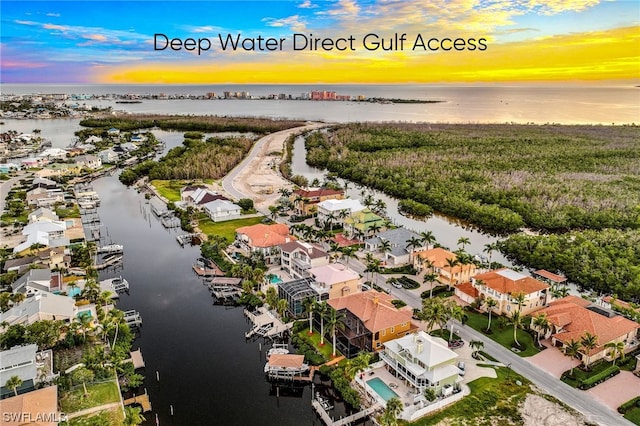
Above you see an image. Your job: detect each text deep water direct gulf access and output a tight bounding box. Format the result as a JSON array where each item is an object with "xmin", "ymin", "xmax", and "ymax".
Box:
[{"xmin": 154, "ymin": 33, "xmax": 488, "ymax": 55}]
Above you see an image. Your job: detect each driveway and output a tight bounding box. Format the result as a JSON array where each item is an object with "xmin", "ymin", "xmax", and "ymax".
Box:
[
  {"xmin": 587, "ymin": 371, "xmax": 640, "ymax": 411},
  {"xmin": 527, "ymin": 340, "xmax": 580, "ymax": 378}
]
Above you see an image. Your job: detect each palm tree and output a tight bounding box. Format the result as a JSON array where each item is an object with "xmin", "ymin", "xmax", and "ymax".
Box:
[
  {"xmin": 380, "ymin": 396, "xmax": 403, "ymax": 426},
  {"xmin": 484, "ymin": 297, "xmax": 497, "ymax": 331},
  {"xmin": 369, "ymin": 222, "xmax": 382, "ymax": 236},
  {"xmin": 419, "ymin": 231, "xmax": 436, "ymax": 248},
  {"xmin": 483, "ymin": 242, "xmax": 497, "ymax": 264},
  {"xmin": 363, "ymin": 194, "xmax": 374, "ymax": 208},
  {"xmin": 379, "ymin": 239, "xmax": 392, "ymax": 257},
  {"xmin": 124, "ymin": 406, "xmax": 146, "ymax": 426},
  {"xmin": 446, "ymin": 301, "xmax": 465, "ymax": 342},
  {"xmin": 302, "ymin": 296, "xmax": 315, "ymax": 334},
  {"xmin": 470, "ymin": 340, "xmax": 484, "ymax": 357},
  {"xmin": 5, "ymin": 375, "xmax": 22, "ymax": 396},
  {"xmin": 445, "ymin": 257, "xmax": 459, "ymax": 289},
  {"xmin": 406, "ymin": 236, "xmax": 423, "ymax": 262},
  {"xmin": 511, "ymin": 291, "xmax": 527, "ymax": 314},
  {"xmin": 373, "ymin": 199, "xmax": 386, "ymax": 215},
  {"xmin": 457, "ymin": 237, "xmax": 471, "ymax": 251},
  {"xmin": 276, "ymin": 299, "xmax": 288, "ymax": 320},
  {"xmin": 563, "ymin": 339, "xmax": 581, "ymax": 376},
  {"xmin": 532, "ymin": 313, "xmax": 551, "ymax": 347},
  {"xmin": 580, "ymin": 332, "xmax": 598, "ymax": 370},
  {"xmin": 340, "ymin": 246, "xmax": 358, "ymax": 266},
  {"xmin": 509, "ymin": 310, "xmax": 523, "ymax": 347},
  {"xmin": 551, "ymin": 285, "xmax": 570, "ymax": 299},
  {"xmin": 329, "ymin": 241, "xmax": 342, "ymax": 263},
  {"xmin": 315, "ymin": 301, "xmax": 329, "ymax": 345},
  {"xmin": 345, "ymin": 351, "xmax": 372, "ymax": 380},
  {"xmin": 604, "ymin": 341, "xmax": 625, "ymax": 366},
  {"xmin": 325, "ymin": 307, "xmax": 346, "ymax": 357},
  {"xmin": 419, "ymin": 297, "xmax": 448, "ymax": 332},
  {"xmin": 75, "ymin": 313, "xmax": 93, "ymax": 343},
  {"xmin": 423, "ymin": 272, "xmax": 439, "ymax": 298},
  {"xmin": 108, "ymin": 309, "xmax": 125, "ymax": 350},
  {"xmin": 278, "ymin": 187, "xmax": 292, "ymax": 198}
]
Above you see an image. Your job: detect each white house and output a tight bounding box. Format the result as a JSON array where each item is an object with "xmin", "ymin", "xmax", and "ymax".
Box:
[
  {"xmin": 97, "ymin": 148, "xmax": 119, "ymax": 164},
  {"xmin": 202, "ymin": 199, "xmax": 242, "ymax": 222},
  {"xmin": 316, "ymin": 198, "xmax": 366, "ymax": 226},
  {"xmin": 279, "ymin": 241, "xmax": 330, "ymax": 279},
  {"xmin": 13, "ymin": 221, "xmax": 69, "ymax": 253},
  {"xmin": 38, "ymin": 148, "xmax": 68, "ymax": 160},
  {"xmin": 380, "ymin": 331, "xmax": 460, "ymax": 395},
  {"xmin": 0, "ymin": 344, "xmax": 38, "ymax": 398},
  {"xmin": 74, "ymin": 154, "xmax": 102, "ymax": 170},
  {"xmin": 85, "ymin": 135, "xmax": 103, "ymax": 144}
]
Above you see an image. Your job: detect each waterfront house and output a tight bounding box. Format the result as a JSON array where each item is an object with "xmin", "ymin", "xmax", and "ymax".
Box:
[
  {"xmin": 85, "ymin": 135, "xmax": 103, "ymax": 144},
  {"xmin": 13, "ymin": 221, "xmax": 69, "ymax": 254},
  {"xmin": 414, "ymin": 248, "xmax": 477, "ymax": 286},
  {"xmin": 343, "ymin": 208, "xmax": 385, "ymax": 239},
  {"xmin": 291, "ymin": 187, "xmax": 345, "ymax": 216},
  {"xmin": 316, "ymin": 198, "xmax": 366, "ymax": 226},
  {"xmin": 328, "ymin": 290, "xmax": 419, "ymax": 357},
  {"xmin": 38, "ymin": 148, "xmax": 68, "ymax": 161},
  {"xmin": 235, "ymin": 223, "xmax": 295, "ymax": 265},
  {"xmin": 97, "ymin": 148, "xmax": 120, "ymax": 164},
  {"xmin": 307, "ymin": 263, "xmax": 362, "ymax": 300},
  {"xmin": 25, "ymin": 187, "xmax": 64, "ymax": 208},
  {"xmin": 203, "ymin": 199, "xmax": 242, "ymax": 222},
  {"xmin": 278, "ymin": 277, "xmax": 317, "ymax": 318},
  {"xmin": 119, "ymin": 142, "xmax": 138, "ymax": 153},
  {"xmin": 3, "ymin": 256, "xmax": 42, "ymax": 275},
  {"xmin": 380, "ymin": 331, "xmax": 460, "ymax": 395},
  {"xmin": 532, "ymin": 296, "xmax": 640, "ymax": 365},
  {"xmin": 181, "ymin": 187, "xmax": 228, "ymax": 208},
  {"xmin": 456, "ymin": 268, "xmax": 549, "ymax": 316},
  {"xmin": 74, "ymin": 154, "xmax": 102, "ymax": 170},
  {"xmin": 0, "ymin": 385, "xmax": 59, "ymax": 425},
  {"xmin": 0, "ymin": 344, "xmax": 38, "ymax": 398},
  {"xmin": 28, "ymin": 207, "xmax": 59, "ymax": 224},
  {"xmin": 11, "ymin": 269, "xmax": 62, "ymax": 295},
  {"xmin": 279, "ymin": 241, "xmax": 330, "ymax": 280},
  {"xmin": 0, "ymin": 293, "xmax": 76, "ymax": 328},
  {"xmin": 21, "ymin": 157, "xmax": 48, "ymax": 168},
  {"xmin": 107, "ymin": 127, "xmax": 120, "ymax": 136},
  {"xmin": 365, "ymin": 228, "xmax": 427, "ymax": 266},
  {"xmin": 0, "ymin": 162, "xmax": 21, "ymax": 173}
]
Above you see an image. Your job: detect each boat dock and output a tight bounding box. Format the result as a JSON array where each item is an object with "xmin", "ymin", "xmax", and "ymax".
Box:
[
  {"xmin": 176, "ymin": 233, "xmax": 197, "ymax": 246},
  {"xmin": 95, "ymin": 254, "xmax": 123, "ymax": 270},
  {"xmin": 97, "ymin": 244, "xmax": 124, "ymax": 254},
  {"xmin": 161, "ymin": 215, "xmax": 181, "ymax": 228},
  {"xmin": 244, "ymin": 307, "xmax": 294, "ymax": 339},
  {"xmin": 124, "ymin": 310, "xmax": 142, "ymax": 328},
  {"xmin": 312, "ymin": 400, "xmax": 380, "ymax": 426},
  {"xmin": 123, "ymin": 349, "xmax": 146, "ymax": 369},
  {"xmin": 124, "ymin": 392, "xmax": 152, "ymax": 412},
  {"xmin": 193, "ymin": 258, "xmax": 224, "ymax": 277},
  {"xmin": 210, "ymin": 285, "xmax": 242, "ymax": 300},
  {"xmin": 100, "ymin": 276, "xmax": 129, "ymax": 294}
]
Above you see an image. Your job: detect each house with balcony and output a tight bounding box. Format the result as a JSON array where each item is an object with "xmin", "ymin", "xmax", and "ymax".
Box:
[
  {"xmin": 279, "ymin": 241, "xmax": 329, "ymax": 279},
  {"xmin": 25, "ymin": 187, "xmax": 64, "ymax": 208},
  {"xmin": 0, "ymin": 292, "xmax": 96, "ymax": 329},
  {"xmin": 456, "ymin": 268, "xmax": 549, "ymax": 316},
  {"xmin": 532, "ymin": 296, "xmax": 640, "ymax": 365},
  {"xmin": 316, "ymin": 198, "xmax": 366, "ymax": 226},
  {"xmin": 380, "ymin": 331, "xmax": 460, "ymax": 396},
  {"xmin": 307, "ymin": 263, "xmax": 361, "ymax": 300},
  {"xmin": 343, "ymin": 208, "xmax": 385, "ymax": 239},
  {"xmin": 291, "ymin": 187, "xmax": 344, "ymax": 216},
  {"xmin": 414, "ymin": 247, "xmax": 477, "ymax": 287},
  {"xmin": 235, "ymin": 223, "xmax": 295, "ymax": 265},
  {"xmin": 0, "ymin": 344, "xmax": 39, "ymax": 398},
  {"xmin": 328, "ymin": 290, "xmax": 419, "ymax": 357},
  {"xmin": 13, "ymin": 221, "xmax": 69, "ymax": 254},
  {"xmin": 364, "ymin": 228, "xmax": 427, "ymax": 266},
  {"xmin": 74, "ymin": 154, "xmax": 102, "ymax": 170}
]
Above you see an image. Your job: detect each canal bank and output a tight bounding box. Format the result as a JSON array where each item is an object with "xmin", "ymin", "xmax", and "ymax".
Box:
[{"xmin": 92, "ymin": 174, "xmax": 363, "ymax": 425}]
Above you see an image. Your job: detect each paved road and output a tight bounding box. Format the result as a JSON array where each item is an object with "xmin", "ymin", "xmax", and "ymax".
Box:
[
  {"xmin": 0, "ymin": 172, "xmax": 29, "ymax": 213},
  {"xmin": 382, "ymin": 283, "xmax": 632, "ymax": 426}
]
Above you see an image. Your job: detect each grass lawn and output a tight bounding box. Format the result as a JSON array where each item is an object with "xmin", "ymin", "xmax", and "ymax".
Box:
[
  {"xmin": 199, "ymin": 216, "xmax": 264, "ymax": 242},
  {"xmin": 624, "ymin": 407, "xmax": 640, "ymax": 425},
  {"xmin": 560, "ymin": 361, "xmax": 616, "ymax": 388},
  {"xmin": 463, "ymin": 310, "xmax": 539, "ymax": 357},
  {"xmin": 64, "ymin": 407, "xmax": 124, "ymax": 426},
  {"xmin": 298, "ymin": 327, "xmax": 336, "ymax": 360},
  {"xmin": 59, "ymin": 380, "xmax": 121, "ymax": 413},
  {"xmin": 410, "ymin": 366, "xmax": 531, "ymax": 425},
  {"xmin": 149, "ymin": 179, "xmax": 190, "ymax": 202},
  {"xmin": 56, "ymin": 205, "xmax": 81, "ymax": 218}
]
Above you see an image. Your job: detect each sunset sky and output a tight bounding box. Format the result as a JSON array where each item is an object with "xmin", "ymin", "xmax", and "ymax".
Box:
[{"xmin": 1, "ymin": 0, "xmax": 639, "ymax": 83}]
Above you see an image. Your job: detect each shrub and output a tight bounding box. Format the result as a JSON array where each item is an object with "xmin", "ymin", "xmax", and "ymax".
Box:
[
  {"xmin": 579, "ymin": 365, "xmax": 620, "ymax": 389},
  {"xmin": 618, "ymin": 397, "xmax": 640, "ymax": 414}
]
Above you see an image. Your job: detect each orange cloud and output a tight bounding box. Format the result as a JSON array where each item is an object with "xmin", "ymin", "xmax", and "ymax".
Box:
[{"xmin": 97, "ymin": 25, "xmax": 640, "ymax": 84}]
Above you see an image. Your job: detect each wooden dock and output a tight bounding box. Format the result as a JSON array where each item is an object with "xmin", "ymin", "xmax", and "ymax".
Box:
[
  {"xmin": 124, "ymin": 393, "xmax": 152, "ymax": 412},
  {"xmin": 312, "ymin": 400, "xmax": 380, "ymax": 426},
  {"xmin": 123, "ymin": 349, "xmax": 145, "ymax": 369},
  {"xmin": 124, "ymin": 310, "xmax": 142, "ymax": 328}
]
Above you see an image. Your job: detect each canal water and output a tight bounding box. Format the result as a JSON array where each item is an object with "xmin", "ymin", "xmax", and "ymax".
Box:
[{"xmin": 93, "ymin": 175, "xmax": 363, "ymax": 425}]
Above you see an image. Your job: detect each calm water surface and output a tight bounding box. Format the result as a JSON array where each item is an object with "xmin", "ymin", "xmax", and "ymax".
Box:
[{"xmin": 93, "ymin": 175, "xmax": 348, "ymax": 426}]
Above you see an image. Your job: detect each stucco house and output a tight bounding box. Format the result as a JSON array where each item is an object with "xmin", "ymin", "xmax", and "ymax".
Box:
[
  {"xmin": 203, "ymin": 199, "xmax": 242, "ymax": 222},
  {"xmin": 365, "ymin": 228, "xmax": 427, "ymax": 266},
  {"xmin": 279, "ymin": 241, "xmax": 330, "ymax": 279}
]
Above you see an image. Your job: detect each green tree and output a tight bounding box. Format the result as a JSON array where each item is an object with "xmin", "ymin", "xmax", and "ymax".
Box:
[
  {"xmin": 5, "ymin": 375, "xmax": 22, "ymax": 396},
  {"xmin": 71, "ymin": 367, "xmax": 94, "ymax": 396},
  {"xmin": 344, "ymin": 352, "xmax": 372, "ymax": 381},
  {"xmin": 470, "ymin": 340, "xmax": 484, "ymax": 357},
  {"xmin": 484, "ymin": 296, "xmax": 498, "ymax": 331},
  {"xmin": 420, "ymin": 231, "xmax": 436, "ymax": 247},
  {"xmin": 302, "ymin": 296, "xmax": 315, "ymax": 334},
  {"xmin": 509, "ymin": 310, "xmax": 523, "ymax": 347},
  {"xmin": 604, "ymin": 341, "xmax": 625, "ymax": 366},
  {"xmin": 380, "ymin": 396, "xmax": 403, "ymax": 426},
  {"xmin": 580, "ymin": 331, "xmax": 598, "ymax": 370},
  {"xmin": 563, "ymin": 339, "xmax": 581, "ymax": 376},
  {"xmin": 419, "ymin": 297, "xmax": 448, "ymax": 332},
  {"xmin": 457, "ymin": 237, "xmax": 471, "ymax": 251},
  {"xmin": 325, "ymin": 307, "xmax": 346, "ymax": 357},
  {"xmin": 276, "ymin": 298, "xmax": 288, "ymax": 319},
  {"xmin": 265, "ymin": 286, "xmax": 278, "ymax": 309},
  {"xmin": 532, "ymin": 313, "xmax": 551, "ymax": 347},
  {"xmin": 446, "ymin": 301, "xmax": 465, "ymax": 342},
  {"xmin": 423, "ymin": 272, "xmax": 439, "ymax": 299},
  {"xmin": 445, "ymin": 257, "xmax": 459, "ymax": 289},
  {"xmin": 340, "ymin": 246, "xmax": 358, "ymax": 266},
  {"xmin": 25, "ymin": 320, "xmax": 63, "ymax": 350},
  {"xmin": 315, "ymin": 301, "xmax": 329, "ymax": 345},
  {"xmin": 124, "ymin": 406, "xmax": 146, "ymax": 426}
]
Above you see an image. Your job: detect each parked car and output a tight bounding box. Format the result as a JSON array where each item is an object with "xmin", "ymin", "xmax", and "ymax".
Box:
[{"xmin": 458, "ymin": 361, "xmax": 466, "ymax": 376}]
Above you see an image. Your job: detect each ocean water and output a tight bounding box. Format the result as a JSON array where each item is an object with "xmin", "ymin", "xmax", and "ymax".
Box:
[{"xmin": 2, "ymin": 83, "xmax": 639, "ymax": 124}]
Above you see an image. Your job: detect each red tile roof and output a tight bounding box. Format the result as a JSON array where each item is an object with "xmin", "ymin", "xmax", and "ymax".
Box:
[
  {"xmin": 474, "ymin": 268, "xmax": 548, "ymax": 296},
  {"xmin": 456, "ymin": 282, "xmax": 479, "ymax": 298},
  {"xmin": 293, "ymin": 188, "xmax": 344, "ymax": 198},
  {"xmin": 236, "ymin": 223, "xmax": 294, "ymax": 248},
  {"xmin": 534, "ymin": 269, "xmax": 567, "ymax": 283},
  {"xmin": 328, "ymin": 290, "xmax": 413, "ymax": 333},
  {"xmin": 535, "ymin": 296, "xmax": 640, "ymax": 355}
]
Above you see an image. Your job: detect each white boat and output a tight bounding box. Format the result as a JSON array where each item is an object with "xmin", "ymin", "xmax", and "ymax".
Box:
[
  {"xmin": 266, "ymin": 343, "xmax": 289, "ymax": 360},
  {"xmin": 98, "ymin": 244, "xmax": 124, "ymax": 254}
]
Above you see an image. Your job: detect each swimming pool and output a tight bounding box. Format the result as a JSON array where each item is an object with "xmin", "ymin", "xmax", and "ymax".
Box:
[
  {"xmin": 270, "ymin": 275, "xmax": 283, "ymax": 284},
  {"xmin": 67, "ymin": 287, "xmax": 81, "ymax": 297},
  {"xmin": 367, "ymin": 377, "xmax": 399, "ymax": 402}
]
